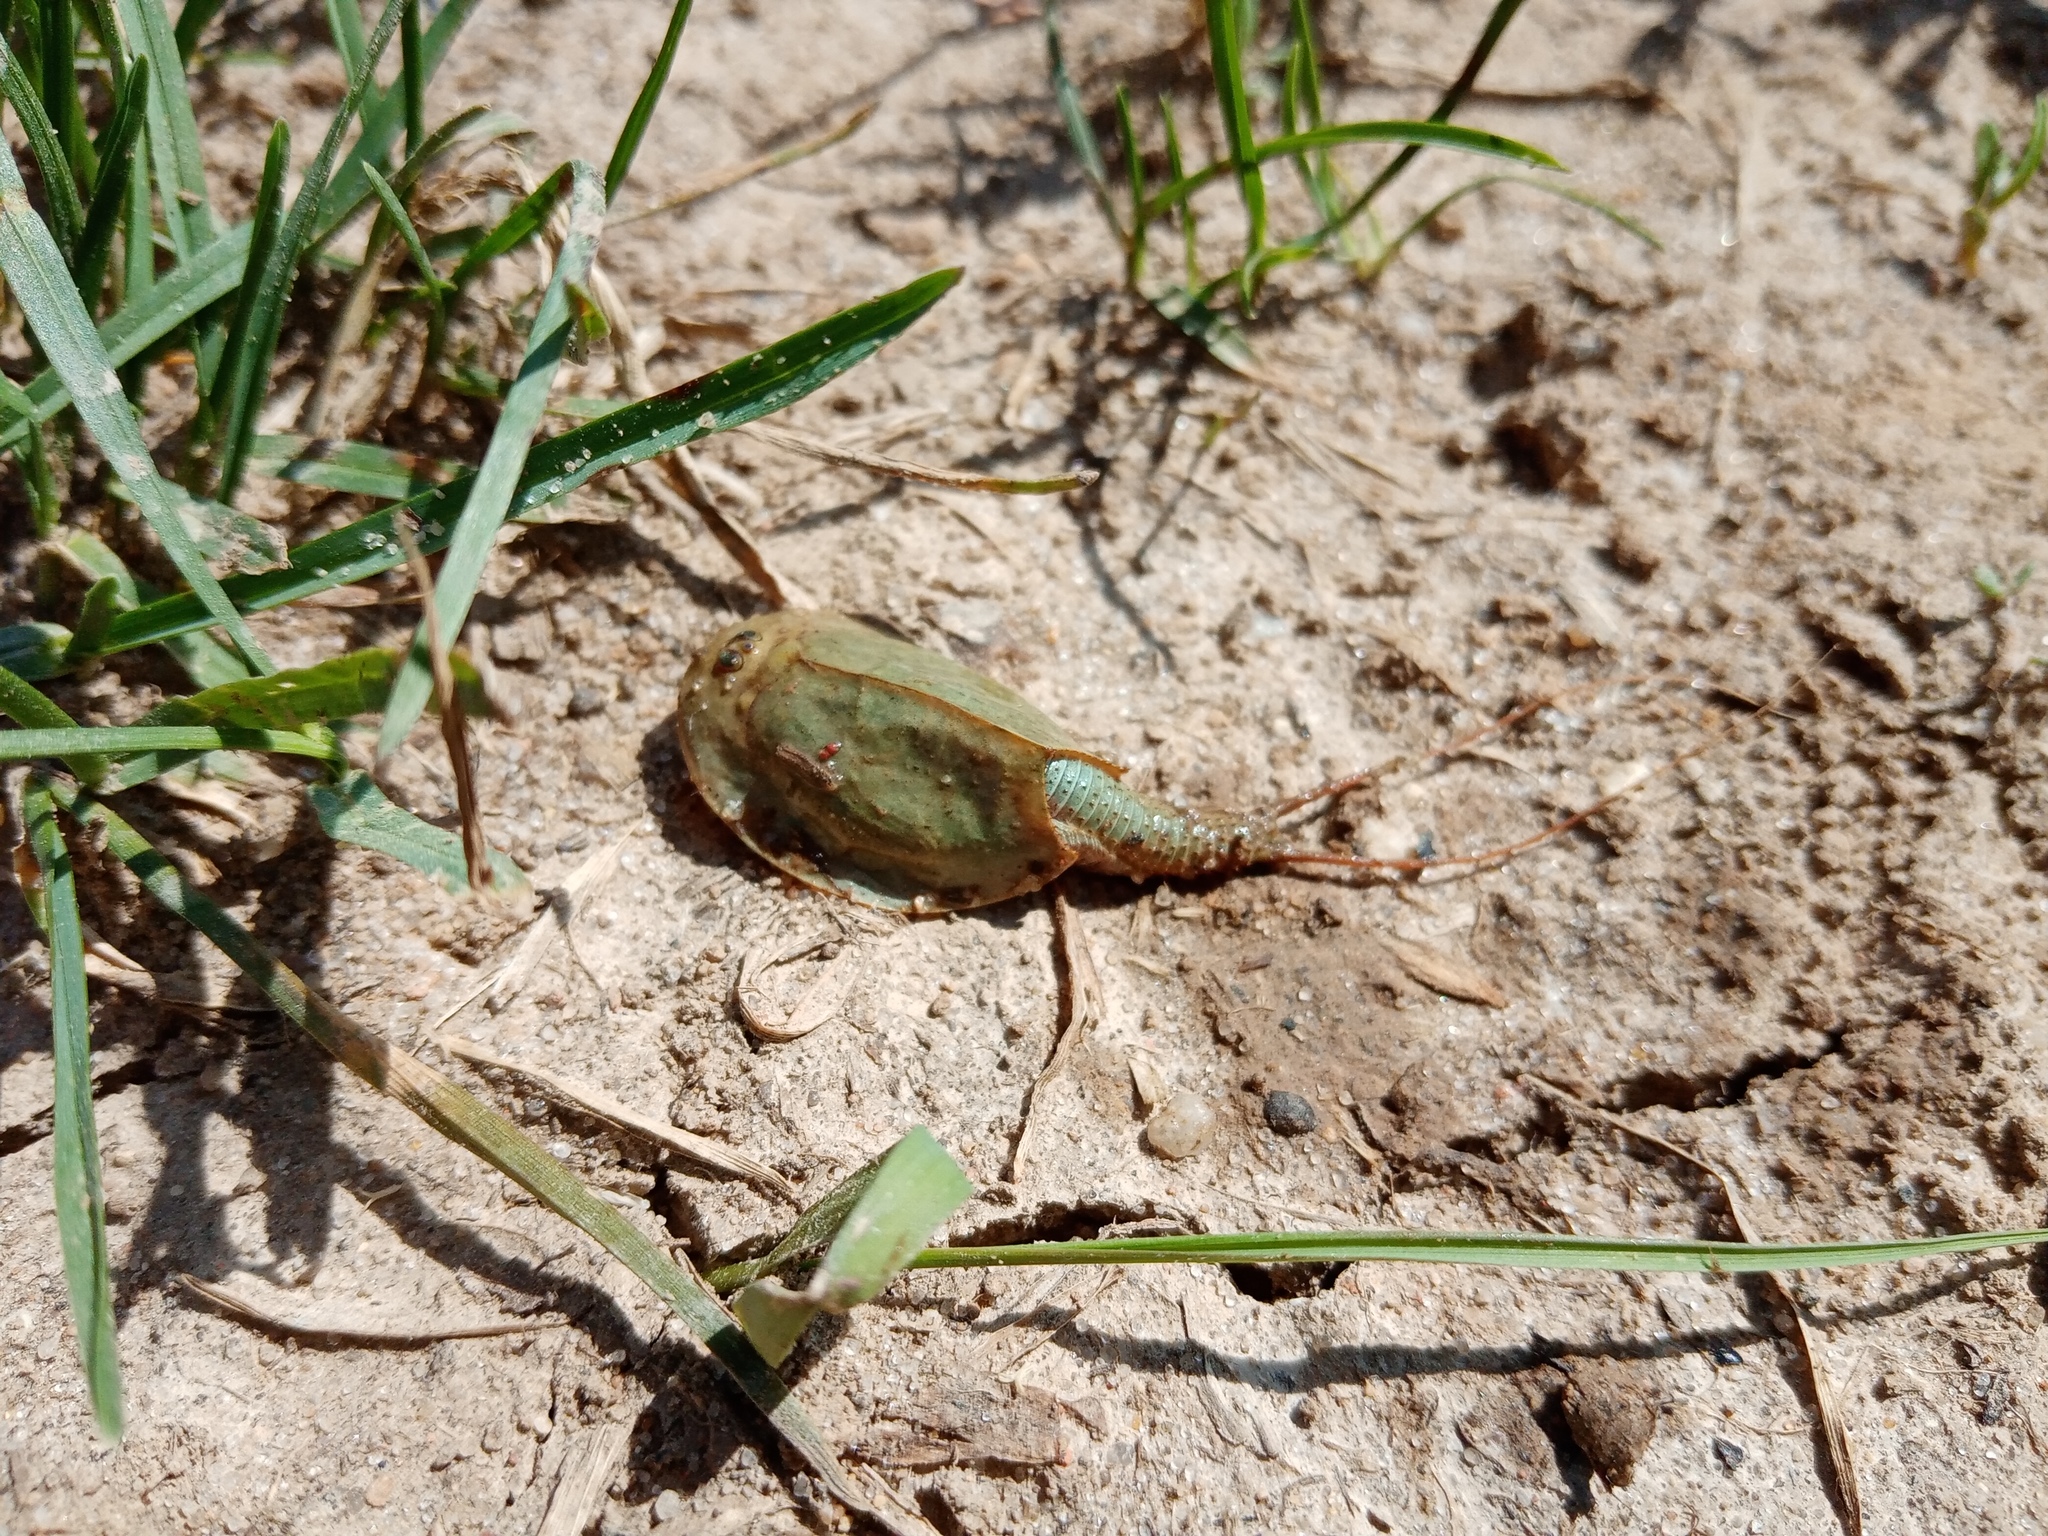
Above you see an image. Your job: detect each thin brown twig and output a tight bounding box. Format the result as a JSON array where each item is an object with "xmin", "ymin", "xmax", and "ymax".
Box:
[
  {"xmin": 610, "ymin": 104, "xmax": 878, "ymax": 227},
  {"xmin": 1521, "ymin": 1076, "xmax": 1863, "ymax": 1535},
  {"xmin": 737, "ymin": 421, "xmax": 1097, "ymax": 495},
  {"xmin": 177, "ymin": 1273, "xmax": 560, "ymax": 1344},
  {"xmin": 436, "ymin": 1034, "xmax": 800, "ymax": 1205},
  {"xmin": 1006, "ymin": 892, "xmax": 1103, "ymax": 1183},
  {"xmin": 392, "ymin": 514, "xmax": 492, "ymax": 892}
]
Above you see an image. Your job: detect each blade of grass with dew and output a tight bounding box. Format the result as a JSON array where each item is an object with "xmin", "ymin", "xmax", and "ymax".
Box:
[
  {"xmin": 735, "ymin": 1129, "xmax": 970, "ymax": 1364},
  {"xmin": 201, "ymin": 118, "xmax": 289, "ymax": 470},
  {"xmin": 115, "ymin": 0, "xmax": 216, "ymax": 258},
  {"xmin": 0, "ymin": 221, "xmax": 253, "ymax": 453},
  {"xmin": 0, "ymin": 148, "xmax": 272, "ymax": 672},
  {"xmin": 89, "ymin": 268, "xmax": 963, "ymax": 661},
  {"xmin": 248, "ymin": 433, "xmax": 460, "ymax": 500},
  {"xmin": 1043, "ymin": 0, "xmax": 1121, "ymax": 243},
  {"xmin": 0, "ymin": 33, "xmax": 85, "ymax": 257},
  {"xmin": 1138, "ymin": 120, "xmax": 1560, "ymax": 223},
  {"xmin": 35, "ymin": 778, "xmax": 915, "ymax": 1535},
  {"xmin": 55, "ymin": 529, "xmax": 247, "ymax": 685},
  {"xmin": 305, "ymin": 768, "xmax": 526, "ymax": 894},
  {"xmin": 908, "ymin": 1226, "xmax": 2048, "ymax": 1274},
  {"xmin": 1204, "ymin": 0, "xmax": 1264, "ymax": 306},
  {"xmin": 73, "ymin": 54, "xmax": 147, "ymax": 308},
  {"xmin": 315, "ymin": 0, "xmax": 485, "ymax": 241},
  {"xmin": 171, "ymin": 0, "xmax": 226, "ymax": 61},
  {"xmin": 215, "ymin": 0, "xmax": 411, "ymax": 505},
  {"xmin": 376, "ymin": 157, "xmax": 600, "ymax": 754},
  {"xmin": 0, "ymin": 660, "xmax": 105, "ymax": 781},
  {"xmin": 603, "ymin": 0, "xmax": 692, "ymax": 205},
  {"xmin": 18, "ymin": 774, "xmax": 121, "ymax": 1438}
]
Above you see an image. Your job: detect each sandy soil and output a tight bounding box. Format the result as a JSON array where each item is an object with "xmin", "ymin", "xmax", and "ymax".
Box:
[{"xmin": 6, "ymin": 0, "xmax": 2048, "ymax": 1532}]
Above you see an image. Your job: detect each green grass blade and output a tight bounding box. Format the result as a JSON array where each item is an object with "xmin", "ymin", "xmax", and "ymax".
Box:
[
  {"xmin": 910, "ymin": 1226, "xmax": 2048, "ymax": 1274},
  {"xmin": 206, "ymin": 119, "xmax": 290, "ymax": 495},
  {"xmin": 1362, "ymin": 173, "xmax": 1658, "ymax": 280},
  {"xmin": 0, "ymin": 625, "xmax": 75, "ymax": 681},
  {"xmin": 0, "ymin": 32, "xmax": 86, "ymax": 257},
  {"xmin": 1358, "ymin": 0, "xmax": 1526, "ymax": 207},
  {"xmin": 0, "ymin": 219, "xmax": 251, "ymax": 454},
  {"xmin": 248, "ymin": 432, "xmax": 459, "ymax": 499},
  {"xmin": 361, "ymin": 162, "xmax": 443, "ymax": 293},
  {"xmin": 1043, "ymin": 0, "xmax": 1122, "ymax": 242},
  {"xmin": 0, "ymin": 723, "xmax": 341, "ymax": 765},
  {"xmin": 19, "ymin": 410, "xmax": 61, "ymax": 537},
  {"xmin": 73, "ymin": 53, "xmax": 147, "ymax": 307},
  {"xmin": 19, "ymin": 774, "xmax": 121, "ymax": 1440},
  {"xmin": 142, "ymin": 644, "xmax": 486, "ymax": 729},
  {"xmin": 1160, "ymin": 94, "xmax": 1198, "ymax": 287},
  {"xmin": 0, "ymin": 660, "xmax": 104, "ymax": 780},
  {"xmin": 813, "ymin": 1128, "xmax": 971, "ymax": 1310},
  {"xmin": 377, "ymin": 158, "xmax": 604, "ymax": 755},
  {"xmin": 216, "ymin": 0, "xmax": 409, "ymax": 505},
  {"xmin": 445, "ymin": 162, "xmax": 564, "ymax": 292},
  {"xmin": 604, "ymin": 0, "xmax": 692, "ymax": 204},
  {"xmin": 1991, "ymin": 94, "xmax": 2048, "ymax": 210},
  {"xmin": 119, "ymin": 113, "xmax": 151, "ymax": 318},
  {"xmin": 1204, "ymin": 0, "xmax": 1263, "ymax": 305},
  {"xmin": 56, "ymin": 529, "xmax": 247, "ymax": 685},
  {"xmin": 1139, "ymin": 120, "xmax": 1561, "ymax": 223},
  {"xmin": 115, "ymin": 0, "xmax": 214, "ymax": 257},
  {"xmin": 323, "ymin": 0, "xmax": 366, "ymax": 81},
  {"xmin": 62, "ymin": 576, "xmax": 120, "ymax": 660},
  {"xmin": 1114, "ymin": 85, "xmax": 1145, "ymax": 289},
  {"xmin": 39, "ymin": 0, "xmax": 95, "ymax": 197},
  {"xmin": 398, "ymin": 0, "xmax": 423, "ymax": 157},
  {"xmin": 307, "ymin": 768, "xmax": 526, "ymax": 894},
  {"xmin": 39, "ymin": 777, "xmax": 893, "ymax": 1529},
  {"xmin": 316, "ymin": 0, "xmax": 485, "ymax": 240},
  {"xmin": 705, "ymin": 1155, "xmax": 885, "ymax": 1294},
  {"xmin": 170, "ymin": 0, "xmax": 225, "ymax": 61},
  {"xmin": 94, "ymin": 268, "xmax": 962, "ymax": 661},
  {"xmin": 0, "ymin": 148, "xmax": 272, "ymax": 672}
]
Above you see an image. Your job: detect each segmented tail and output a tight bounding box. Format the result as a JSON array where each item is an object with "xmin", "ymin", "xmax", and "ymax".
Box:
[{"xmin": 1043, "ymin": 757, "xmax": 1264, "ymax": 879}]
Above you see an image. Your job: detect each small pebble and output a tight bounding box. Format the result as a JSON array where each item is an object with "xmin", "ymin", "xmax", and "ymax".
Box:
[
  {"xmin": 555, "ymin": 829, "xmax": 591, "ymax": 854},
  {"xmin": 1708, "ymin": 1343, "xmax": 1743, "ymax": 1367},
  {"xmin": 651, "ymin": 1489, "xmax": 687, "ymax": 1525},
  {"xmin": 928, "ymin": 993, "xmax": 953, "ymax": 1019},
  {"xmin": 1263, "ymin": 1090, "xmax": 1318, "ymax": 1136},
  {"xmin": 363, "ymin": 1472, "xmax": 394, "ymax": 1508},
  {"xmin": 1145, "ymin": 1091, "xmax": 1216, "ymax": 1159},
  {"xmin": 1711, "ymin": 1436, "xmax": 1745, "ymax": 1471},
  {"xmin": 565, "ymin": 684, "xmax": 608, "ymax": 718}
]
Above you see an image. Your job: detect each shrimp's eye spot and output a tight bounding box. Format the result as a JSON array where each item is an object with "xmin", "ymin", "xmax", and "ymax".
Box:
[
  {"xmin": 735, "ymin": 630, "xmax": 760, "ymax": 652},
  {"xmin": 714, "ymin": 648, "xmax": 746, "ymax": 675}
]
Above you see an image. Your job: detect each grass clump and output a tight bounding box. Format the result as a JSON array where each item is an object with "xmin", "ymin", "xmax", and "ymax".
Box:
[
  {"xmin": 1047, "ymin": 0, "xmax": 1654, "ymax": 366},
  {"xmin": 1959, "ymin": 93, "xmax": 2046, "ymax": 277},
  {"xmin": 0, "ymin": 2, "xmax": 957, "ymax": 1512}
]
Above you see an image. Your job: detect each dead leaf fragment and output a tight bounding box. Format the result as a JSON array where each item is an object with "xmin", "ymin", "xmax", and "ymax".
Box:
[{"xmin": 1382, "ymin": 936, "xmax": 1509, "ymax": 1008}]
